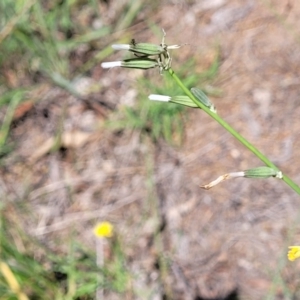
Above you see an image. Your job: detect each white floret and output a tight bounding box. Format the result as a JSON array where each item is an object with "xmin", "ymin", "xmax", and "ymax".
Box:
[
  {"xmin": 111, "ymin": 44, "xmax": 131, "ymax": 50},
  {"xmin": 101, "ymin": 61, "xmax": 122, "ymax": 68},
  {"xmin": 148, "ymin": 94, "xmax": 171, "ymax": 102}
]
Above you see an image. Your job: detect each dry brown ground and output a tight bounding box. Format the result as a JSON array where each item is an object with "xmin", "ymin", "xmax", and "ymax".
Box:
[{"xmin": 2, "ymin": 0, "xmax": 300, "ymax": 299}]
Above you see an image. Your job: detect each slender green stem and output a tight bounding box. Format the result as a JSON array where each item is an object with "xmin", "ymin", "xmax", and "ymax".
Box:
[{"xmin": 168, "ymin": 68, "xmax": 300, "ymax": 195}]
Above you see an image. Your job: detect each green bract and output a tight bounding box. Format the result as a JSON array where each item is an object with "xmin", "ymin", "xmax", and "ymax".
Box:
[
  {"xmin": 170, "ymin": 96, "xmax": 198, "ymax": 108},
  {"xmin": 121, "ymin": 58, "xmax": 159, "ymax": 69},
  {"xmin": 112, "ymin": 43, "xmax": 165, "ymax": 56},
  {"xmin": 148, "ymin": 94, "xmax": 199, "ymax": 108},
  {"xmin": 130, "ymin": 42, "xmax": 165, "ymax": 56},
  {"xmin": 244, "ymin": 166, "xmax": 283, "ymax": 179},
  {"xmin": 191, "ymin": 87, "xmax": 217, "ymax": 113}
]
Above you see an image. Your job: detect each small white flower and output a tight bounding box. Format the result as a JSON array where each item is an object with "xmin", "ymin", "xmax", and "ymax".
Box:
[
  {"xmin": 166, "ymin": 44, "xmax": 182, "ymax": 50},
  {"xmin": 148, "ymin": 94, "xmax": 171, "ymax": 102},
  {"xmin": 101, "ymin": 61, "xmax": 122, "ymax": 68},
  {"xmin": 111, "ymin": 44, "xmax": 131, "ymax": 50}
]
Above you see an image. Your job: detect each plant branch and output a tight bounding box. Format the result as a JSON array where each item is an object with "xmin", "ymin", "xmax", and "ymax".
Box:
[{"xmin": 168, "ymin": 68, "xmax": 300, "ymax": 195}]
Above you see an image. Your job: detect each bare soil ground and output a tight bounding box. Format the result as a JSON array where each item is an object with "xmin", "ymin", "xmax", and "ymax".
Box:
[{"xmin": 2, "ymin": 0, "xmax": 300, "ymax": 299}]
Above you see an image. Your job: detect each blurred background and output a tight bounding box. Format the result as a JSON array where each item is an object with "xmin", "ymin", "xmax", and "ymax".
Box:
[{"xmin": 1, "ymin": 0, "xmax": 300, "ymax": 299}]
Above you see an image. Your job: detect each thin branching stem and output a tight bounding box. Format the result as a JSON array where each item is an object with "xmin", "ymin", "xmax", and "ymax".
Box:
[{"xmin": 168, "ymin": 68, "xmax": 300, "ymax": 195}]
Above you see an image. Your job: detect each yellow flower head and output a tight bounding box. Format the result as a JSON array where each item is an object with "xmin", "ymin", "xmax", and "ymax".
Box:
[
  {"xmin": 94, "ymin": 222, "xmax": 113, "ymax": 238},
  {"xmin": 288, "ymin": 246, "xmax": 300, "ymax": 261}
]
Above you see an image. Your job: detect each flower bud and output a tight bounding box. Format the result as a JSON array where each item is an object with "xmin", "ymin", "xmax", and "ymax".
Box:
[
  {"xmin": 191, "ymin": 87, "xmax": 217, "ymax": 113},
  {"xmin": 244, "ymin": 166, "xmax": 282, "ymax": 179},
  {"xmin": 101, "ymin": 58, "xmax": 159, "ymax": 70}
]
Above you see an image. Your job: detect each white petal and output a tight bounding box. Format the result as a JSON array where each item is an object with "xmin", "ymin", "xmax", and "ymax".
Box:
[
  {"xmin": 228, "ymin": 172, "xmax": 245, "ymax": 178},
  {"xmin": 101, "ymin": 61, "xmax": 122, "ymax": 68},
  {"xmin": 111, "ymin": 44, "xmax": 131, "ymax": 50},
  {"xmin": 167, "ymin": 44, "xmax": 182, "ymax": 49},
  {"xmin": 148, "ymin": 94, "xmax": 171, "ymax": 102}
]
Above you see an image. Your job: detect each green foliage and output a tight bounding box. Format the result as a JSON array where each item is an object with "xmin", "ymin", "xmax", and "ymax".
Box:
[
  {"xmin": 0, "ymin": 92, "xmax": 23, "ymax": 159},
  {"xmin": 0, "ymin": 213, "xmax": 131, "ymax": 299},
  {"xmin": 105, "ymin": 237, "xmax": 131, "ymax": 293},
  {"xmin": 0, "ymin": 0, "xmax": 114, "ymax": 86},
  {"xmin": 0, "ymin": 219, "xmax": 57, "ymax": 299}
]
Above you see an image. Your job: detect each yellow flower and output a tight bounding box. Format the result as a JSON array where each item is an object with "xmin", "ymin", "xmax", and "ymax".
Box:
[
  {"xmin": 94, "ymin": 222, "xmax": 113, "ymax": 238},
  {"xmin": 288, "ymin": 246, "xmax": 300, "ymax": 261}
]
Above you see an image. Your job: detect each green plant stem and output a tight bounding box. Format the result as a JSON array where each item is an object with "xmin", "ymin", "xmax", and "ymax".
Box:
[{"xmin": 168, "ymin": 68, "xmax": 300, "ymax": 195}]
